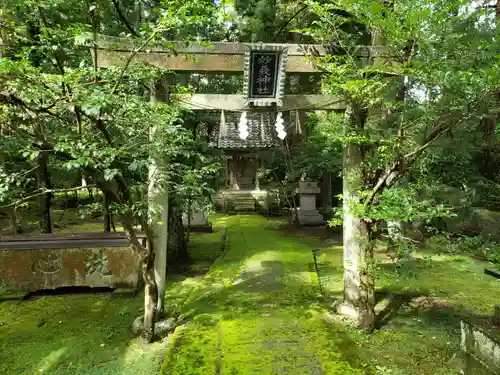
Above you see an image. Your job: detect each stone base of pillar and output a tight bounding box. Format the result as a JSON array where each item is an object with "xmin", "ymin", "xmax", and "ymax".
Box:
[
  {"xmin": 182, "ymin": 211, "xmax": 213, "ymax": 233},
  {"xmin": 295, "ymin": 209, "xmax": 325, "ymax": 226},
  {"xmin": 185, "ymin": 222, "xmax": 213, "ymax": 233}
]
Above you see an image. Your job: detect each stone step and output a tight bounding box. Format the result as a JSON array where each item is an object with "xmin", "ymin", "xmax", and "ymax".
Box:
[
  {"xmin": 232, "ymin": 196, "xmax": 256, "ymax": 211},
  {"xmin": 234, "ymin": 204, "xmax": 256, "ymax": 212}
]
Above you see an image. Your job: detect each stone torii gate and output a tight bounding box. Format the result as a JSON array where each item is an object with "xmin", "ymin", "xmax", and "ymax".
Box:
[
  {"xmin": 94, "ymin": 37, "xmax": 383, "ymax": 310},
  {"xmin": 96, "ymin": 37, "xmax": 351, "ymax": 216},
  {"xmin": 96, "ymin": 37, "xmax": 349, "ymax": 109}
]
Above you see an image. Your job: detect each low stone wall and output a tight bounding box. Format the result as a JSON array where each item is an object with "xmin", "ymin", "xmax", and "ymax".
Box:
[
  {"xmin": 461, "ymin": 319, "xmax": 500, "ymax": 374},
  {"xmin": 0, "ymin": 233, "xmax": 139, "ymax": 293}
]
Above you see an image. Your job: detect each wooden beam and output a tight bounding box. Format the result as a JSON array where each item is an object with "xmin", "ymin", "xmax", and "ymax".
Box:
[
  {"xmin": 97, "ymin": 50, "xmax": 319, "ymax": 73},
  {"xmin": 95, "ymin": 37, "xmax": 389, "ymax": 73},
  {"xmin": 97, "ymin": 37, "xmax": 338, "ymax": 56},
  {"xmin": 171, "ymin": 94, "xmax": 346, "ymax": 111}
]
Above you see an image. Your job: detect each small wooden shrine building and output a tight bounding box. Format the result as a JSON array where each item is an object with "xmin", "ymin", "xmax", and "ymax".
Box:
[{"xmin": 210, "ymin": 112, "xmax": 280, "ymax": 211}]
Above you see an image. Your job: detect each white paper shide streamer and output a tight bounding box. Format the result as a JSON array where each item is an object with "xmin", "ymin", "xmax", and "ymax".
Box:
[
  {"xmin": 238, "ymin": 112, "xmax": 249, "ymax": 140},
  {"xmin": 219, "ymin": 109, "xmax": 227, "ymax": 137},
  {"xmin": 295, "ymin": 109, "xmax": 302, "ymax": 135},
  {"xmin": 275, "ymin": 112, "xmax": 286, "ymax": 140}
]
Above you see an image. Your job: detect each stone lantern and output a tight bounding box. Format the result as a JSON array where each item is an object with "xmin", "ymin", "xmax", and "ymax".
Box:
[{"xmin": 295, "ymin": 181, "xmax": 324, "ymax": 226}]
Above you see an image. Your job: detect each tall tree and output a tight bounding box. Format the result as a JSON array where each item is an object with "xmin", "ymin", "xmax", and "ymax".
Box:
[
  {"xmin": 0, "ymin": 0, "xmax": 216, "ymax": 342},
  {"xmin": 304, "ymin": 0, "xmax": 499, "ymax": 330}
]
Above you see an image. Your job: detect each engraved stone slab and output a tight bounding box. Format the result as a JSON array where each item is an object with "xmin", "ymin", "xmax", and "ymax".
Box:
[{"xmin": 0, "ymin": 236, "xmax": 138, "ymax": 292}]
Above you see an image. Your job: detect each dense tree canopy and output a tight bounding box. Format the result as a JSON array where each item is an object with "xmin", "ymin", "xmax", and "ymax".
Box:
[{"xmin": 0, "ymin": 0, "xmax": 499, "ymax": 341}]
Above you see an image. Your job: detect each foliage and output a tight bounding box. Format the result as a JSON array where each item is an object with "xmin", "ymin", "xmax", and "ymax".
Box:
[
  {"xmin": 303, "ymin": 0, "xmax": 500, "ymax": 223},
  {"xmin": 427, "ymin": 233, "xmax": 500, "ymax": 265},
  {"xmin": 0, "ymin": 0, "xmax": 223, "ymax": 341},
  {"xmin": 0, "ymin": 0, "xmax": 221, "ymax": 224}
]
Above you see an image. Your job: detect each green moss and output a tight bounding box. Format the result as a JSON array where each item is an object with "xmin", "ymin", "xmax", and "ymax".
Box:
[
  {"xmin": 161, "ymin": 322, "xmax": 219, "ymax": 375},
  {"xmin": 162, "ymin": 215, "xmax": 371, "ymax": 374},
  {"xmin": 313, "ymin": 241, "xmax": 500, "ymax": 375},
  {"xmin": 0, "ymin": 294, "xmax": 167, "ymax": 375},
  {"xmin": 6, "ymin": 213, "xmax": 491, "ymax": 375},
  {"xmin": 188, "ymin": 232, "xmax": 223, "ymax": 262},
  {"xmin": 0, "ymin": 220, "xmax": 225, "ymax": 375}
]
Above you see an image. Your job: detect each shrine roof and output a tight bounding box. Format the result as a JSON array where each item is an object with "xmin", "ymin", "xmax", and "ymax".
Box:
[{"xmin": 209, "ymin": 112, "xmax": 282, "ymax": 150}]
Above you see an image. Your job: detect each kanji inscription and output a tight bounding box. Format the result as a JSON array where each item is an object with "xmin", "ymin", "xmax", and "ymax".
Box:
[
  {"xmin": 85, "ymin": 249, "xmax": 112, "ymax": 276},
  {"xmin": 249, "ymin": 51, "xmax": 279, "ymax": 98}
]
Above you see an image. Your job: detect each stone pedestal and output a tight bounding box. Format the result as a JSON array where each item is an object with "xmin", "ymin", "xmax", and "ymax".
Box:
[
  {"xmin": 295, "ymin": 181, "xmax": 324, "ymax": 226},
  {"xmin": 182, "ymin": 209, "xmax": 213, "ymax": 233}
]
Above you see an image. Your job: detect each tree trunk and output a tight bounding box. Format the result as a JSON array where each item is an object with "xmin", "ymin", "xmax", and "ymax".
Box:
[
  {"xmin": 121, "ymin": 218, "xmax": 158, "ymax": 342},
  {"xmin": 339, "ymin": 108, "xmax": 376, "ymax": 332},
  {"xmin": 186, "ymin": 199, "xmax": 192, "ymax": 244},
  {"xmin": 321, "ymin": 171, "xmax": 333, "ymax": 219},
  {"xmin": 8, "ymin": 208, "xmax": 20, "ymax": 234},
  {"xmin": 168, "ymin": 204, "xmax": 189, "ymax": 265},
  {"xmin": 36, "ymin": 151, "xmax": 52, "ymax": 233},
  {"xmin": 141, "ymin": 245, "xmax": 158, "ymax": 342},
  {"xmin": 103, "ymin": 194, "xmax": 111, "ymax": 232}
]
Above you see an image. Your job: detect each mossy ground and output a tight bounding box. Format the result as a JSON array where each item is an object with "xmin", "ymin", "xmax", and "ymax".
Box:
[
  {"xmin": 161, "ymin": 215, "xmax": 376, "ymax": 375},
  {"xmin": 163, "ymin": 216, "xmax": 499, "ymax": 375},
  {"xmin": 2, "ymin": 213, "xmax": 499, "ymax": 374},
  {"xmin": 0, "ymin": 209, "xmax": 112, "ymax": 235},
  {"xmin": 298, "ymin": 227, "xmax": 500, "ymax": 375},
  {"xmin": 0, "ymin": 219, "xmax": 225, "ymax": 375}
]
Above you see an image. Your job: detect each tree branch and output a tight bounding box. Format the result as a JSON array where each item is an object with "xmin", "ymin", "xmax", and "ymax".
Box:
[
  {"xmin": 90, "ymin": 4, "xmax": 99, "ymax": 72},
  {"xmin": 403, "ymin": 122, "xmax": 451, "ymax": 161},
  {"xmin": 273, "ymin": 4, "xmax": 308, "ymax": 42},
  {"xmin": 1, "ymin": 185, "xmax": 96, "ymax": 208},
  {"xmin": 111, "ymin": 30, "xmax": 159, "ymax": 94},
  {"xmin": 364, "ymin": 115, "xmax": 467, "ymax": 207},
  {"xmin": 0, "ymin": 91, "xmax": 62, "ymax": 120},
  {"xmin": 111, "ymin": 0, "xmax": 139, "ymax": 37}
]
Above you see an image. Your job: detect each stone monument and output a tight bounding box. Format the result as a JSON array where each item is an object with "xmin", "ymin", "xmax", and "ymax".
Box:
[
  {"xmin": 0, "ymin": 233, "xmax": 140, "ymax": 294},
  {"xmin": 295, "ymin": 181, "xmax": 324, "ymax": 226}
]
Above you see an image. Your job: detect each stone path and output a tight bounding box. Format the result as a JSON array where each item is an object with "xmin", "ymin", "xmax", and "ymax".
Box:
[{"xmin": 161, "ymin": 215, "xmax": 368, "ymax": 375}]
